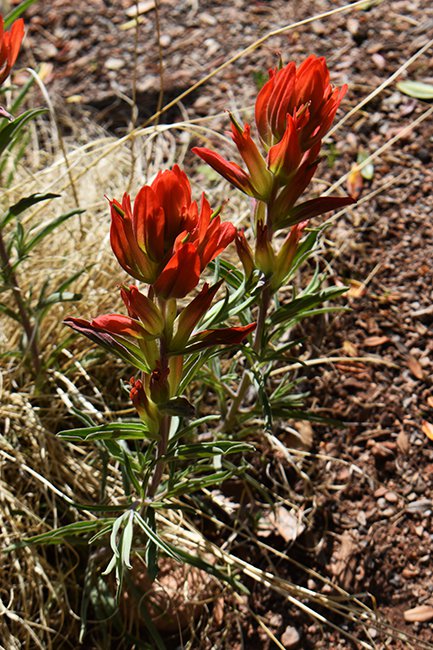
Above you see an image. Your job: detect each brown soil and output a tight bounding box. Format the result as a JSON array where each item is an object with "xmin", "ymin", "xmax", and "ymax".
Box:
[{"xmin": 17, "ymin": 0, "xmax": 433, "ymax": 647}]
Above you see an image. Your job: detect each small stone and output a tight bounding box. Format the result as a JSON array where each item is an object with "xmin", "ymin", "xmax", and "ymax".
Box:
[
  {"xmin": 160, "ymin": 34, "xmax": 171, "ymax": 48},
  {"xmin": 346, "ymin": 17, "xmax": 359, "ymax": 35},
  {"xmin": 377, "ymin": 497, "xmax": 387, "ymax": 509},
  {"xmin": 357, "ymin": 511, "xmax": 367, "ymax": 526},
  {"xmin": 383, "ymin": 507, "xmax": 395, "ymax": 517},
  {"xmin": 105, "ymin": 57, "xmax": 124, "ymax": 71},
  {"xmin": 281, "ymin": 626, "xmax": 301, "ymax": 648},
  {"xmin": 417, "ymin": 148, "xmax": 431, "ymax": 164},
  {"xmin": 312, "ymin": 21, "xmax": 325, "ymax": 35},
  {"xmin": 372, "ymin": 53, "xmax": 386, "ymax": 69},
  {"xmin": 385, "ymin": 491, "xmax": 398, "ymax": 503},
  {"xmin": 200, "ymin": 12, "xmax": 217, "ymax": 26}
]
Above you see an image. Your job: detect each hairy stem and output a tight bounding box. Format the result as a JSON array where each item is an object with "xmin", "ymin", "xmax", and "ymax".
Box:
[
  {"xmin": 147, "ymin": 413, "xmax": 170, "ymax": 499},
  {"xmin": 224, "ymin": 286, "xmax": 270, "ymax": 431}
]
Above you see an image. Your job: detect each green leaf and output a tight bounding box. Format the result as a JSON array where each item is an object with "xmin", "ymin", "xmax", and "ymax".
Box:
[
  {"xmin": 57, "ymin": 421, "xmax": 150, "ymax": 442},
  {"xmin": 165, "ymin": 440, "xmax": 254, "ymax": 461},
  {"xmin": 270, "ymin": 285, "xmax": 347, "ymax": 326},
  {"xmin": 158, "ymin": 396, "xmax": 195, "ymax": 418},
  {"xmin": 144, "ymin": 508, "xmax": 158, "ymax": 582},
  {"xmin": 0, "ymin": 109, "xmax": 47, "ymax": 156},
  {"xmin": 23, "ymin": 209, "xmax": 84, "ymax": 254},
  {"xmin": 165, "ymin": 469, "xmax": 234, "ymax": 496},
  {"xmin": 397, "ymin": 80, "xmax": 433, "ymax": 101},
  {"xmin": 135, "ymin": 512, "xmax": 246, "ymax": 593},
  {"xmin": 121, "ymin": 511, "xmax": 134, "ymax": 570},
  {"xmin": 0, "ymin": 193, "xmax": 59, "ymax": 228},
  {"xmin": 5, "ymin": 0, "xmax": 39, "ymax": 27},
  {"xmin": 0, "ymin": 303, "xmax": 20, "ymax": 322},
  {"xmin": 4, "ymin": 519, "xmax": 112, "ymax": 550}
]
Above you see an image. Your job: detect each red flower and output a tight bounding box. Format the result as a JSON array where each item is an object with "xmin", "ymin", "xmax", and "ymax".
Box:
[
  {"xmin": 109, "ymin": 165, "xmax": 236, "ymax": 298},
  {"xmin": 0, "ymin": 16, "xmax": 24, "ymax": 85},
  {"xmin": 171, "ymin": 281, "xmax": 222, "ymax": 352},
  {"xmin": 193, "ymin": 117, "xmax": 273, "ymax": 201},
  {"xmin": 255, "ymin": 55, "xmax": 347, "ymax": 151}
]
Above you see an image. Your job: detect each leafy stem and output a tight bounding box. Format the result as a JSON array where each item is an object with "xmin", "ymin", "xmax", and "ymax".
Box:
[
  {"xmin": 146, "ymin": 413, "xmax": 170, "ymax": 499},
  {"xmin": 224, "ymin": 284, "xmax": 271, "ymax": 431}
]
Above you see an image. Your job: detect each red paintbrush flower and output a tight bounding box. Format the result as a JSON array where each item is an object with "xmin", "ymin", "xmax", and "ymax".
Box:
[
  {"xmin": 109, "ymin": 165, "xmax": 236, "ymax": 298},
  {"xmin": 255, "ymin": 55, "xmax": 347, "ymax": 151},
  {"xmin": 0, "ymin": 16, "xmax": 24, "ymax": 85}
]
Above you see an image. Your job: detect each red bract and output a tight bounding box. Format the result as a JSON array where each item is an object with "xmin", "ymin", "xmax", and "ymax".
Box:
[
  {"xmin": 193, "ymin": 118, "xmax": 273, "ymax": 202},
  {"xmin": 0, "ymin": 16, "xmax": 24, "ymax": 85},
  {"xmin": 255, "ymin": 55, "xmax": 347, "ymax": 151},
  {"xmin": 109, "ymin": 165, "xmax": 236, "ymax": 299},
  {"xmin": 184, "ymin": 322, "xmax": 256, "ymax": 353}
]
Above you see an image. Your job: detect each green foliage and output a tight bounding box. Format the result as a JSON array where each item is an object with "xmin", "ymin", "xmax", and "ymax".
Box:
[{"xmin": 4, "ymin": 0, "xmax": 39, "ymax": 28}]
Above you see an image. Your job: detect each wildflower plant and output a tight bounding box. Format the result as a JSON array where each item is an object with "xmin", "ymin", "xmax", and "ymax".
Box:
[{"xmin": 9, "ymin": 18, "xmax": 355, "ymax": 632}]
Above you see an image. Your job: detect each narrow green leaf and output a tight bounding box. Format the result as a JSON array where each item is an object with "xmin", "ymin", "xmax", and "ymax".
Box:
[
  {"xmin": 121, "ymin": 511, "xmax": 134, "ymax": 570},
  {"xmin": 24, "ymin": 209, "xmax": 84, "ymax": 254},
  {"xmin": 270, "ymin": 286, "xmax": 347, "ymax": 326},
  {"xmin": 4, "ymin": 519, "xmax": 112, "ymax": 550},
  {"xmin": 57, "ymin": 421, "xmax": 150, "ymax": 441},
  {"xmin": 144, "ymin": 508, "xmax": 158, "ymax": 582},
  {"xmin": 165, "ymin": 441, "xmax": 254, "ymax": 460},
  {"xmin": 0, "ymin": 109, "xmax": 47, "ymax": 156},
  {"xmin": 5, "ymin": 0, "xmax": 39, "ymax": 27},
  {"xmin": 1, "ymin": 193, "xmax": 59, "ymax": 228},
  {"xmin": 134, "ymin": 513, "xmax": 183, "ymax": 562}
]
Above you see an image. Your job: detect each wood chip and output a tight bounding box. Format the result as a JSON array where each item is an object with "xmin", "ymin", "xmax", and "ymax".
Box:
[
  {"xmin": 397, "ymin": 430, "xmax": 410, "ymax": 454},
  {"xmin": 427, "ymin": 396, "xmax": 433, "ymax": 409},
  {"xmin": 126, "ymin": 1, "xmax": 155, "ymax": 17},
  {"xmin": 347, "ymin": 279, "xmax": 366, "ymax": 298},
  {"xmin": 422, "ymin": 420, "xmax": 433, "ymax": 441},
  {"xmin": 403, "ymin": 605, "xmax": 433, "ymax": 623},
  {"xmin": 343, "ymin": 340, "xmax": 359, "ymax": 356},
  {"xmin": 407, "ymin": 356, "xmax": 424, "ymax": 380},
  {"xmin": 347, "ymin": 165, "xmax": 363, "ymax": 199},
  {"xmin": 364, "ymin": 336, "xmax": 389, "ymax": 347}
]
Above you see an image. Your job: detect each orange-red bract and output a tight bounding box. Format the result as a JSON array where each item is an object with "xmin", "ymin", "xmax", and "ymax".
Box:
[
  {"xmin": 109, "ymin": 165, "xmax": 236, "ymax": 299},
  {"xmin": 0, "ymin": 16, "xmax": 24, "ymax": 85},
  {"xmin": 255, "ymin": 55, "xmax": 347, "ymax": 151}
]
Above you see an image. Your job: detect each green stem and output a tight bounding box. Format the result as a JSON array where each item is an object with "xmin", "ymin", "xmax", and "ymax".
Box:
[
  {"xmin": 0, "ymin": 227, "xmax": 42, "ymax": 379},
  {"xmin": 147, "ymin": 413, "xmax": 170, "ymax": 499},
  {"xmin": 224, "ymin": 285, "xmax": 270, "ymax": 431}
]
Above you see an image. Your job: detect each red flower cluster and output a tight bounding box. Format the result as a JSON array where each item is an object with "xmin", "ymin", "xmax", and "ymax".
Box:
[
  {"xmin": 66, "ymin": 164, "xmax": 256, "ymax": 429},
  {"xmin": 193, "ymin": 55, "xmax": 353, "ymax": 232},
  {"xmin": 110, "ymin": 165, "xmax": 236, "ymax": 299}
]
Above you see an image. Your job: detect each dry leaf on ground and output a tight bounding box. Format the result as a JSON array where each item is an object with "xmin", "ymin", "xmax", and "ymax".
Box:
[
  {"xmin": 421, "ymin": 420, "xmax": 433, "ymax": 441},
  {"xmin": 403, "ymin": 605, "xmax": 433, "ymax": 623}
]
